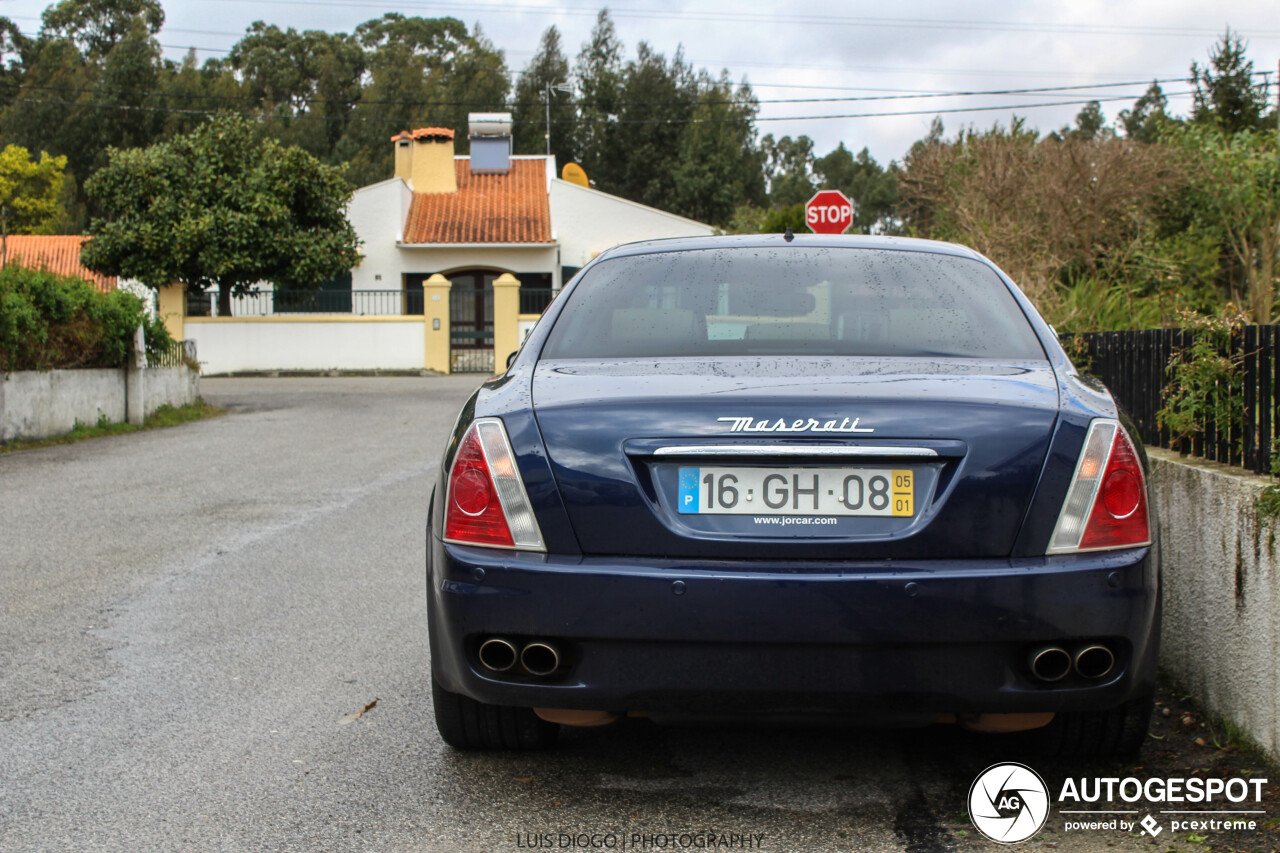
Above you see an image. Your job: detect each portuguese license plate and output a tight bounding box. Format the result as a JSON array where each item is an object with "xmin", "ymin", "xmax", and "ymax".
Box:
[{"xmin": 678, "ymin": 466, "xmax": 914, "ymax": 517}]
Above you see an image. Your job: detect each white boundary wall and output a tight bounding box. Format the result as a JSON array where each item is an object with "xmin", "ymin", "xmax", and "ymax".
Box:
[
  {"xmin": 1, "ymin": 366, "xmax": 198, "ymax": 442},
  {"xmin": 186, "ymin": 319, "xmax": 426, "ymax": 375},
  {"xmin": 1149, "ymin": 448, "xmax": 1280, "ymax": 760}
]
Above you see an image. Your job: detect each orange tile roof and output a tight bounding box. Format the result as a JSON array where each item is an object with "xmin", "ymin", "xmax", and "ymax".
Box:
[
  {"xmin": 1, "ymin": 235, "xmax": 116, "ymax": 291},
  {"xmin": 392, "ymin": 127, "xmax": 455, "ymax": 142},
  {"xmin": 401, "ymin": 159, "xmax": 553, "ymax": 244}
]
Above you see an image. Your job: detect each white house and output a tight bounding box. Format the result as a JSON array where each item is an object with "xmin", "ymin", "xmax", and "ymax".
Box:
[{"xmin": 177, "ymin": 115, "xmax": 716, "ymax": 375}]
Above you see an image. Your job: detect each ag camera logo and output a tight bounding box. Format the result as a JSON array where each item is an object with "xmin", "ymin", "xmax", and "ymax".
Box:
[{"xmin": 968, "ymin": 763, "xmax": 1051, "ymax": 844}]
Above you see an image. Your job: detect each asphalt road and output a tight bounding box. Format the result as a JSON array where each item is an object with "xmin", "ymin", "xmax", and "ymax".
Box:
[{"xmin": 0, "ymin": 377, "xmax": 1203, "ymax": 852}]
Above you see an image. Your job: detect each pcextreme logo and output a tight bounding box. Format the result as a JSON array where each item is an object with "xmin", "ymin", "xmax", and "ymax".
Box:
[{"xmin": 968, "ymin": 763, "xmax": 1051, "ymax": 844}]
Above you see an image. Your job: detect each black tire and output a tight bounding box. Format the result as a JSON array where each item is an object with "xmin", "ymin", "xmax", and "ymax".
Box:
[
  {"xmin": 1033, "ymin": 691, "xmax": 1153, "ymax": 758},
  {"xmin": 431, "ymin": 678, "xmax": 559, "ymax": 750}
]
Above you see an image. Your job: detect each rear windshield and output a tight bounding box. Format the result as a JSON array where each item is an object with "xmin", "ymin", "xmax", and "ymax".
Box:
[{"xmin": 541, "ymin": 247, "xmax": 1047, "ymax": 360}]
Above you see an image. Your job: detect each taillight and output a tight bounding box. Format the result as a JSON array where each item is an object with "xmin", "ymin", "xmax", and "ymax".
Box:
[
  {"xmin": 443, "ymin": 418, "xmax": 545, "ymax": 551},
  {"xmin": 1047, "ymin": 419, "xmax": 1150, "ymax": 554}
]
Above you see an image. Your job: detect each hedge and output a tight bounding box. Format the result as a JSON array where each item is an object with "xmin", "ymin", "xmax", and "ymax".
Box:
[{"xmin": 0, "ymin": 264, "xmax": 173, "ymax": 372}]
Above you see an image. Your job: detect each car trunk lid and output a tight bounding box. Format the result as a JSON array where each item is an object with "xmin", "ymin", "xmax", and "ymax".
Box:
[{"xmin": 531, "ymin": 356, "xmax": 1059, "ymax": 561}]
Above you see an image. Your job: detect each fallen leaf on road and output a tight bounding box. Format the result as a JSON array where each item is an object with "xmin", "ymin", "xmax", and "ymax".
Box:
[{"xmin": 338, "ymin": 698, "xmax": 379, "ymax": 725}]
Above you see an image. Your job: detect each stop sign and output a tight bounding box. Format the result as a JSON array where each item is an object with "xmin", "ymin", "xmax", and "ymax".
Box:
[{"xmin": 805, "ymin": 189, "xmax": 853, "ymax": 234}]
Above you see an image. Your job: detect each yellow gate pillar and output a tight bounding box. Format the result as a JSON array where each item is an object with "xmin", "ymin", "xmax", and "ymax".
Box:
[
  {"xmin": 492, "ymin": 273, "xmax": 521, "ymax": 372},
  {"xmin": 422, "ymin": 274, "xmax": 452, "ymax": 374},
  {"xmin": 157, "ymin": 282, "xmax": 186, "ymax": 342}
]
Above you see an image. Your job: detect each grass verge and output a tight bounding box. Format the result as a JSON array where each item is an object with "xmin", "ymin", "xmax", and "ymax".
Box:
[{"xmin": 0, "ymin": 398, "xmax": 225, "ymax": 454}]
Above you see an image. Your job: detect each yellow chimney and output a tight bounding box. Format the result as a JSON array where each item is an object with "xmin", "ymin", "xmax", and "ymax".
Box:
[
  {"xmin": 391, "ymin": 128, "xmax": 457, "ymax": 192},
  {"xmin": 391, "ymin": 132, "xmax": 413, "ymax": 181}
]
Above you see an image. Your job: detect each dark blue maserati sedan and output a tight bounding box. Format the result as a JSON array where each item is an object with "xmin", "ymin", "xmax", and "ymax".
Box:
[{"xmin": 426, "ymin": 234, "xmax": 1158, "ymax": 754}]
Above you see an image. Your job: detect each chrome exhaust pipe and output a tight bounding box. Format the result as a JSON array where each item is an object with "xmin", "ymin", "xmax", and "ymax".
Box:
[
  {"xmin": 521, "ymin": 642, "xmax": 561, "ymax": 676},
  {"xmin": 1029, "ymin": 646, "xmax": 1072, "ymax": 682},
  {"xmin": 1074, "ymin": 645, "xmax": 1115, "ymax": 680},
  {"xmin": 478, "ymin": 637, "xmax": 518, "ymax": 672}
]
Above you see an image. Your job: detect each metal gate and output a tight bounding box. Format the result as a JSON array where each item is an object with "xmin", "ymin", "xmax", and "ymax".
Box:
[{"xmin": 449, "ymin": 285, "xmax": 494, "ymax": 373}]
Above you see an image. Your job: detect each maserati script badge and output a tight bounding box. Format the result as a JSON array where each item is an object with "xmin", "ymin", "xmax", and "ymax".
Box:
[{"xmin": 716, "ymin": 416, "xmax": 874, "ymax": 434}]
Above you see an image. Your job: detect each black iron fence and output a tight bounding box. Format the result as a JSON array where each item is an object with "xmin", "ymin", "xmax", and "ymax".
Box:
[
  {"xmin": 193, "ymin": 289, "xmax": 409, "ymax": 316},
  {"xmin": 520, "ymin": 288, "xmax": 555, "ymax": 315},
  {"xmin": 193, "ymin": 288, "xmax": 560, "ymax": 318},
  {"xmin": 241, "ymin": 289, "xmax": 406, "ymax": 316},
  {"xmin": 1066, "ymin": 327, "xmax": 1280, "ymax": 475}
]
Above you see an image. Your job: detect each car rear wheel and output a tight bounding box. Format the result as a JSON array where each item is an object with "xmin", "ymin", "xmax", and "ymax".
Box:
[
  {"xmin": 431, "ymin": 678, "xmax": 559, "ymax": 750},
  {"xmin": 1032, "ymin": 691, "xmax": 1153, "ymax": 758}
]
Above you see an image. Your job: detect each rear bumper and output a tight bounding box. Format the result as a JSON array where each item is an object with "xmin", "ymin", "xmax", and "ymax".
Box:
[{"xmin": 427, "ymin": 538, "xmax": 1159, "ymax": 719}]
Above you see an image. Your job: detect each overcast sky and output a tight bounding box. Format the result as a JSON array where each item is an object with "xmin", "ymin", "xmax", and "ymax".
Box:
[{"xmin": 2, "ymin": 0, "xmax": 1278, "ymax": 165}]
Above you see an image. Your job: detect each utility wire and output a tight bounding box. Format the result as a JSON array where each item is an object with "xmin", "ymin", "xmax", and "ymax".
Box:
[
  {"xmin": 1, "ymin": 77, "xmax": 1193, "ymax": 109},
  {"xmin": 2, "ymin": 90, "xmax": 1194, "ymax": 125}
]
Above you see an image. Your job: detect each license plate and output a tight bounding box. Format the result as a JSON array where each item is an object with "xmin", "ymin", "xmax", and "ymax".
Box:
[{"xmin": 678, "ymin": 466, "xmax": 914, "ymax": 517}]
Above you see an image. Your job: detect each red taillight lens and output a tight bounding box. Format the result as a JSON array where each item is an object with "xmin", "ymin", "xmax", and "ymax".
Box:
[
  {"xmin": 443, "ymin": 419, "xmax": 546, "ymax": 551},
  {"xmin": 445, "ymin": 426, "xmax": 514, "ymax": 547},
  {"xmin": 1078, "ymin": 427, "xmax": 1149, "ymax": 550},
  {"xmin": 1048, "ymin": 420, "xmax": 1151, "ymax": 553}
]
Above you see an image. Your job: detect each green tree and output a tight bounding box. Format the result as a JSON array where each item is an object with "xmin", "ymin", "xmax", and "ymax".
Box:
[
  {"xmin": 814, "ymin": 143, "xmax": 898, "ymax": 234},
  {"xmin": 0, "ymin": 17, "xmax": 27, "ymax": 111},
  {"xmin": 601, "ymin": 42, "xmax": 695, "ymax": 208},
  {"xmin": 437, "ymin": 25, "xmax": 509, "ymax": 152},
  {"xmin": 338, "ymin": 14, "xmax": 506, "ymax": 186},
  {"xmin": 1190, "ymin": 29, "xmax": 1271, "ymax": 134},
  {"xmin": 155, "ymin": 49, "xmax": 243, "ymax": 139},
  {"xmin": 670, "ymin": 73, "xmax": 766, "ymax": 226},
  {"xmin": 0, "ymin": 144, "xmax": 68, "ymax": 233},
  {"xmin": 513, "ymin": 26, "xmax": 575, "ymax": 163},
  {"xmin": 229, "ymin": 23, "xmax": 365, "ymax": 159},
  {"xmin": 1048, "ymin": 100, "xmax": 1114, "ymax": 142},
  {"xmin": 1071, "ymin": 101, "xmax": 1111, "ymax": 141},
  {"xmin": 572, "ymin": 10, "xmax": 625, "ymax": 191},
  {"xmin": 40, "ymin": 0, "xmax": 162, "ymax": 58},
  {"xmin": 82, "ymin": 115, "xmax": 362, "ymax": 317},
  {"xmin": 762, "ymin": 134, "xmax": 816, "ymax": 207},
  {"xmin": 0, "ymin": 1, "xmax": 168, "ymax": 215},
  {"xmin": 761, "ymin": 203, "xmax": 805, "ymax": 234},
  {"xmin": 1171, "ymin": 125, "xmax": 1280, "ymax": 322},
  {"xmin": 85, "ymin": 16, "xmax": 164, "ymax": 162},
  {"xmin": 1118, "ymin": 82, "xmax": 1171, "ymax": 143}
]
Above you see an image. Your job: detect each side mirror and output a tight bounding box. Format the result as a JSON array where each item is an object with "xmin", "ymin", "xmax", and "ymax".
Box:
[{"xmin": 506, "ymin": 350, "xmax": 518, "ymax": 370}]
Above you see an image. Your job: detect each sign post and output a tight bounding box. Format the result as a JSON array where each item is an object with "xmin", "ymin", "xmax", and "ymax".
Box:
[{"xmin": 805, "ymin": 190, "xmax": 854, "ymax": 234}]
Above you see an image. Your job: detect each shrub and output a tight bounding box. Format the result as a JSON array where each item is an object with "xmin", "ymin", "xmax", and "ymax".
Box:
[
  {"xmin": 0, "ymin": 264, "xmax": 173, "ymax": 372},
  {"xmin": 1156, "ymin": 307, "xmax": 1247, "ymax": 450}
]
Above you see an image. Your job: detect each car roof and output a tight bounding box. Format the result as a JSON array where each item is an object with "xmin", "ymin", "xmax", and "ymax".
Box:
[{"xmin": 596, "ymin": 233, "xmax": 989, "ymax": 263}]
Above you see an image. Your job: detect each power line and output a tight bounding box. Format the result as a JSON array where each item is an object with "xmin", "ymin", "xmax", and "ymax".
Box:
[
  {"xmin": 5, "ymin": 12, "xmax": 1265, "ymax": 86},
  {"xmin": 2, "ymin": 90, "xmax": 1194, "ymax": 125},
  {"xmin": 2, "ymin": 76, "xmax": 1191, "ymax": 108}
]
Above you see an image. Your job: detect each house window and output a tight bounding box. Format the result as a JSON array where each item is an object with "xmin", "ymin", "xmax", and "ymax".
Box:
[{"xmin": 403, "ymin": 273, "xmax": 430, "ymax": 315}]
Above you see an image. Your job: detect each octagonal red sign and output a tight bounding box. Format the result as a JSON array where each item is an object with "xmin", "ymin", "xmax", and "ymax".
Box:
[{"xmin": 805, "ymin": 189, "xmax": 853, "ymax": 234}]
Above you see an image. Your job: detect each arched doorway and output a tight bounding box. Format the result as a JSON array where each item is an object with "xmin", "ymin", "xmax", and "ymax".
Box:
[{"xmin": 448, "ymin": 268, "xmax": 503, "ymax": 373}]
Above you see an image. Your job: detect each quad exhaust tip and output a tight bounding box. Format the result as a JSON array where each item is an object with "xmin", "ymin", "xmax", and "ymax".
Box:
[
  {"xmin": 1074, "ymin": 644, "xmax": 1115, "ymax": 680},
  {"xmin": 1029, "ymin": 646, "xmax": 1072, "ymax": 682},
  {"xmin": 478, "ymin": 637, "xmax": 562, "ymax": 676},
  {"xmin": 521, "ymin": 642, "xmax": 561, "ymax": 676},
  {"xmin": 478, "ymin": 637, "xmax": 518, "ymax": 672}
]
